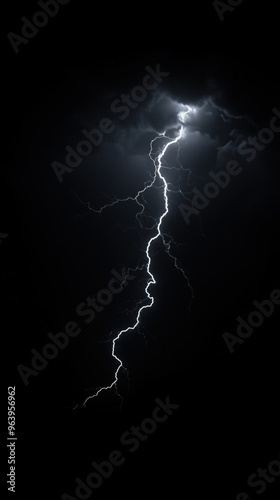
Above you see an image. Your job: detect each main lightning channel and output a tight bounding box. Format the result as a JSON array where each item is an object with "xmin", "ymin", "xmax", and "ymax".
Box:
[{"xmin": 83, "ymin": 116, "xmax": 188, "ymax": 406}]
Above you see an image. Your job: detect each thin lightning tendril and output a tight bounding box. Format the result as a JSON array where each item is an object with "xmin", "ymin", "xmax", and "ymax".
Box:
[{"xmin": 82, "ymin": 110, "xmax": 194, "ymax": 407}]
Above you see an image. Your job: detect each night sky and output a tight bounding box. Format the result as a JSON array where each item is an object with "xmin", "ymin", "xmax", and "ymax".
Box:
[{"xmin": 2, "ymin": 1, "xmax": 280, "ymax": 499}]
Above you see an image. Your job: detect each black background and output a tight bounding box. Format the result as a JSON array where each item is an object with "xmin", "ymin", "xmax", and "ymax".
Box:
[{"xmin": 2, "ymin": 1, "xmax": 280, "ymax": 499}]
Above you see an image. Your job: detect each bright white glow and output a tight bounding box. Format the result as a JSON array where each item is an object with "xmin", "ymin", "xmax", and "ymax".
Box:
[
  {"xmin": 178, "ymin": 111, "xmax": 188, "ymax": 123},
  {"xmin": 178, "ymin": 105, "xmax": 197, "ymax": 124}
]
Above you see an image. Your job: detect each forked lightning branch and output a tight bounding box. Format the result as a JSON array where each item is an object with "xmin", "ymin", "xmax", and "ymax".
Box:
[{"xmin": 82, "ymin": 107, "xmax": 195, "ymax": 406}]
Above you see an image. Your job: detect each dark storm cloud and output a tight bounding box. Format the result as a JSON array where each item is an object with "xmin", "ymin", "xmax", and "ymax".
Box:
[
  {"xmin": 45, "ymin": 52, "xmax": 275, "ymax": 233},
  {"xmin": 87, "ymin": 86, "xmax": 252, "ymax": 198},
  {"xmin": 71, "ymin": 66, "xmax": 277, "ymax": 287},
  {"xmin": 46, "ymin": 52, "xmax": 267, "ymax": 193}
]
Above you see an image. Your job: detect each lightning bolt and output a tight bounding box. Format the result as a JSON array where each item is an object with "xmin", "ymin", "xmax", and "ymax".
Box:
[{"xmin": 82, "ymin": 108, "xmax": 194, "ymax": 407}]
